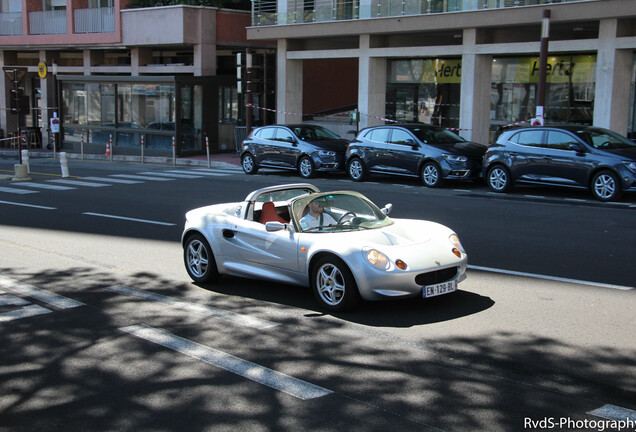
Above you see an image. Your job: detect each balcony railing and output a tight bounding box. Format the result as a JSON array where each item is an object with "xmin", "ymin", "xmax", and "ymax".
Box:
[
  {"xmin": 29, "ymin": 9, "xmax": 67, "ymax": 35},
  {"xmin": 0, "ymin": 12, "xmax": 22, "ymax": 36},
  {"xmin": 74, "ymin": 7, "xmax": 115, "ymax": 33},
  {"xmin": 252, "ymin": 0, "xmax": 598, "ymax": 26}
]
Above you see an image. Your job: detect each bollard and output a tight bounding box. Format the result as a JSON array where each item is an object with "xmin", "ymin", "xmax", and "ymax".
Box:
[
  {"xmin": 172, "ymin": 136, "xmax": 176, "ymax": 166},
  {"xmin": 206, "ymin": 136, "xmax": 211, "ymax": 168},
  {"xmin": 81, "ymin": 134, "xmax": 85, "ymax": 160},
  {"xmin": 12, "ymin": 164, "xmax": 31, "ymax": 182},
  {"xmin": 21, "ymin": 149, "xmax": 30, "ymax": 173},
  {"xmin": 141, "ymin": 134, "xmax": 145, "ymax": 164},
  {"xmin": 60, "ymin": 152, "xmax": 69, "ymax": 178}
]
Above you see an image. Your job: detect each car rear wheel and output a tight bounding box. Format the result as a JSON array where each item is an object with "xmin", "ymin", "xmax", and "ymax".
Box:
[
  {"xmin": 184, "ymin": 233, "xmax": 219, "ymax": 283},
  {"xmin": 298, "ymin": 156, "xmax": 315, "ymax": 178},
  {"xmin": 311, "ymin": 256, "xmax": 361, "ymax": 312},
  {"xmin": 241, "ymin": 153, "xmax": 258, "ymax": 174},
  {"xmin": 487, "ymin": 165, "xmax": 512, "ymax": 193},
  {"xmin": 421, "ymin": 162, "xmax": 443, "ymax": 187},
  {"xmin": 591, "ymin": 170, "xmax": 622, "ymax": 201},
  {"xmin": 347, "ymin": 157, "xmax": 367, "ymax": 181}
]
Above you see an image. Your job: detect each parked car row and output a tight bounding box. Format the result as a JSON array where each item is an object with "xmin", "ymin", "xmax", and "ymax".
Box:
[{"xmin": 240, "ymin": 123, "xmax": 636, "ymax": 202}]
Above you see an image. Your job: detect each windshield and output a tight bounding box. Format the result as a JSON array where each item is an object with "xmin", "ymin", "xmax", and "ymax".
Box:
[
  {"xmin": 292, "ymin": 192, "xmax": 392, "ymax": 233},
  {"xmin": 409, "ymin": 126, "xmax": 465, "ymax": 145},
  {"xmin": 572, "ymin": 128, "xmax": 636, "ymax": 150},
  {"xmin": 292, "ymin": 125, "xmax": 342, "ymax": 141}
]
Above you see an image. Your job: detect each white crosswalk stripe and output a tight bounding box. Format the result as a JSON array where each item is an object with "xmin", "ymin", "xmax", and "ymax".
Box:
[
  {"xmin": 110, "ymin": 174, "xmax": 173, "ymax": 181},
  {"xmin": 15, "ymin": 182, "xmax": 76, "ymax": 190},
  {"xmin": 170, "ymin": 169, "xmax": 232, "ymax": 177},
  {"xmin": 138, "ymin": 171, "xmax": 204, "ymax": 179},
  {"xmin": 0, "ymin": 186, "xmax": 38, "ymax": 194},
  {"xmin": 83, "ymin": 176, "xmax": 142, "ymax": 184},
  {"xmin": 48, "ymin": 179, "xmax": 110, "ymax": 187}
]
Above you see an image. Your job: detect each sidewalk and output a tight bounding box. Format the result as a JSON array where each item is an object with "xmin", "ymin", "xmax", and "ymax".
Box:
[{"xmin": 0, "ymin": 148, "xmax": 241, "ymax": 168}]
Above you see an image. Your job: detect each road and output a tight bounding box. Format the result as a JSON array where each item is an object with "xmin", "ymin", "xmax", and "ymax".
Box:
[{"xmin": 0, "ymin": 156, "xmax": 634, "ymax": 431}]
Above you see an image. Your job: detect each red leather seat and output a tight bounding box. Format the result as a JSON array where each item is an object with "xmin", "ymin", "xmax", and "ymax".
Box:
[{"xmin": 259, "ymin": 202, "xmax": 288, "ymax": 224}]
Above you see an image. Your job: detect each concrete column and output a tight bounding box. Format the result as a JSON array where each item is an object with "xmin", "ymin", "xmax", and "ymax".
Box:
[
  {"xmin": 276, "ymin": 39, "xmax": 303, "ymax": 123},
  {"xmin": 131, "ymin": 47, "xmax": 152, "ymax": 77},
  {"xmin": 0, "ymin": 50, "xmax": 7, "ymax": 136},
  {"xmin": 594, "ymin": 19, "xmax": 633, "ymax": 135},
  {"xmin": 358, "ymin": 34, "xmax": 386, "ymax": 129},
  {"xmin": 40, "ymin": 50, "xmax": 60, "ymax": 148},
  {"xmin": 277, "ymin": 0, "xmax": 288, "ymax": 24},
  {"xmin": 1, "ymin": 51, "xmax": 18, "ymax": 135},
  {"xmin": 459, "ymin": 28, "xmax": 492, "ymax": 145},
  {"xmin": 194, "ymin": 9, "xmax": 217, "ymax": 77},
  {"xmin": 83, "ymin": 50, "xmax": 92, "ymax": 75}
]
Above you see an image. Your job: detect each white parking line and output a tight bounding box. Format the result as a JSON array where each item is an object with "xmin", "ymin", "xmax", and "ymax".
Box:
[
  {"xmin": 0, "ymin": 186, "xmax": 38, "ymax": 194},
  {"xmin": 0, "ymin": 200, "xmax": 56, "ymax": 210},
  {"xmin": 48, "ymin": 179, "xmax": 110, "ymax": 187},
  {"xmin": 105, "ymin": 285, "xmax": 280, "ymax": 329},
  {"xmin": 468, "ymin": 265, "xmax": 634, "ymax": 290},
  {"xmin": 110, "ymin": 174, "xmax": 173, "ymax": 181},
  {"xmin": 588, "ymin": 404, "xmax": 636, "ymax": 421},
  {"xmin": 0, "ymin": 275, "xmax": 85, "ymax": 308},
  {"xmin": 82, "ymin": 212, "xmax": 176, "ymax": 226},
  {"xmin": 0, "ymin": 304, "xmax": 52, "ymax": 322},
  {"xmin": 121, "ymin": 324, "xmax": 333, "ymax": 400}
]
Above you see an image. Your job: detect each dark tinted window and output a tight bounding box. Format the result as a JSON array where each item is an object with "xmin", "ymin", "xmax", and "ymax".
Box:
[
  {"xmin": 546, "ymin": 131, "xmax": 578, "ymax": 150},
  {"xmin": 365, "ymin": 128, "xmax": 391, "ymax": 143},
  {"xmin": 409, "ymin": 127, "xmax": 464, "ymax": 144},
  {"xmin": 389, "ymin": 129, "xmax": 414, "ymax": 144},
  {"xmin": 512, "ymin": 130, "xmax": 544, "ymax": 147},
  {"xmin": 572, "ymin": 128, "xmax": 636, "ymax": 150},
  {"xmin": 276, "ymin": 128, "xmax": 295, "ymax": 142}
]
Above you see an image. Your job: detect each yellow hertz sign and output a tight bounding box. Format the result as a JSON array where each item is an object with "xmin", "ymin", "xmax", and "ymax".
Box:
[
  {"xmin": 494, "ymin": 55, "xmax": 596, "ymax": 84},
  {"xmin": 420, "ymin": 60, "xmax": 462, "ymax": 84}
]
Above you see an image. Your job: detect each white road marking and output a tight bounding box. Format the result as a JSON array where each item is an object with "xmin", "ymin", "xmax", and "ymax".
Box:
[
  {"xmin": 14, "ymin": 182, "xmax": 75, "ymax": 190},
  {"xmin": 121, "ymin": 324, "xmax": 333, "ymax": 400},
  {"xmin": 83, "ymin": 176, "xmax": 142, "ymax": 184},
  {"xmin": 194, "ymin": 168, "xmax": 242, "ymax": 174},
  {"xmin": 82, "ymin": 212, "xmax": 176, "ymax": 226},
  {"xmin": 167, "ymin": 170, "xmax": 231, "ymax": 177},
  {"xmin": 105, "ymin": 285, "xmax": 280, "ymax": 329},
  {"xmin": 0, "ymin": 275, "xmax": 85, "ymax": 308},
  {"xmin": 0, "ymin": 200, "xmax": 56, "ymax": 210},
  {"xmin": 0, "ymin": 293, "xmax": 30, "ymax": 307},
  {"xmin": 0, "ymin": 186, "xmax": 38, "ymax": 194},
  {"xmin": 110, "ymin": 174, "xmax": 173, "ymax": 181},
  {"xmin": 138, "ymin": 171, "xmax": 204, "ymax": 179},
  {"xmin": 48, "ymin": 179, "xmax": 110, "ymax": 187},
  {"xmin": 468, "ymin": 265, "xmax": 634, "ymax": 290},
  {"xmin": 0, "ymin": 304, "xmax": 52, "ymax": 322},
  {"xmin": 588, "ymin": 404, "xmax": 636, "ymax": 421}
]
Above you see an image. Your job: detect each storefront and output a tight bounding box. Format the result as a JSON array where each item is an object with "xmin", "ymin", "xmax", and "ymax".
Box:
[{"xmin": 57, "ymin": 75, "xmax": 235, "ymax": 157}]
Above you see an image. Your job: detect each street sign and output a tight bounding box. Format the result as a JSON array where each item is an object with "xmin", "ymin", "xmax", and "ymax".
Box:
[
  {"xmin": 38, "ymin": 62, "xmax": 48, "ymax": 79},
  {"xmin": 3, "ymin": 67, "xmax": 28, "ymax": 85}
]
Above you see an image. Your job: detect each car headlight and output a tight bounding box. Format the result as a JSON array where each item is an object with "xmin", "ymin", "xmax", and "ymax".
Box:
[
  {"xmin": 443, "ymin": 154, "xmax": 468, "ymax": 163},
  {"xmin": 623, "ymin": 161, "xmax": 636, "ymax": 173},
  {"xmin": 449, "ymin": 234, "xmax": 465, "ymax": 258},
  {"xmin": 317, "ymin": 150, "xmax": 336, "ymax": 158},
  {"xmin": 364, "ymin": 248, "xmax": 390, "ymax": 270}
]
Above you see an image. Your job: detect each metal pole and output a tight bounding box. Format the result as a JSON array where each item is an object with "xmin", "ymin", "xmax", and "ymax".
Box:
[
  {"xmin": 536, "ymin": 9, "xmax": 550, "ymax": 123},
  {"xmin": 206, "ymin": 136, "xmax": 211, "ymax": 168},
  {"xmin": 110, "ymin": 134, "xmax": 113, "ymax": 161},
  {"xmin": 81, "ymin": 133, "xmax": 84, "ymax": 160},
  {"xmin": 172, "ymin": 136, "xmax": 176, "ymax": 166},
  {"xmin": 246, "ymin": 49, "xmax": 253, "ymax": 135},
  {"xmin": 141, "ymin": 134, "xmax": 145, "ymax": 164}
]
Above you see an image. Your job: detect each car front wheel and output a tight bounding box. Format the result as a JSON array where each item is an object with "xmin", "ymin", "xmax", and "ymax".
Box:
[
  {"xmin": 241, "ymin": 153, "xmax": 258, "ymax": 174},
  {"xmin": 487, "ymin": 165, "xmax": 512, "ymax": 193},
  {"xmin": 311, "ymin": 256, "xmax": 361, "ymax": 312},
  {"xmin": 421, "ymin": 162, "xmax": 443, "ymax": 187},
  {"xmin": 184, "ymin": 233, "xmax": 219, "ymax": 283},
  {"xmin": 298, "ymin": 156, "xmax": 315, "ymax": 178},
  {"xmin": 347, "ymin": 158, "xmax": 366, "ymax": 181},
  {"xmin": 591, "ymin": 170, "xmax": 621, "ymax": 201}
]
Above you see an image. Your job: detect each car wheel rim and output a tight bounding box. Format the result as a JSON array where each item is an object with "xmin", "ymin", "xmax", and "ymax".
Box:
[
  {"xmin": 594, "ymin": 174, "xmax": 616, "ymax": 199},
  {"xmin": 349, "ymin": 160, "xmax": 362, "ymax": 179},
  {"xmin": 316, "ymin": 263, "xmax": 345, "ymax": 306},
  {"xmin": 300, "ymin": 158, "xmax": 312, "ymax": 177},
  {"xmin": 489, "ymin": 168, "xmax": 507, "ymax": 190},
  {"xmin": 243, "ymin": 156, "xmax": 253, "ymax": 172},
  {"xmin": 422, "ymin": 165, "xmax": 438, "ymax": 185},
  {"xmin": 187, "ymin": 239, "xmax": 208, "ymax": 278}
]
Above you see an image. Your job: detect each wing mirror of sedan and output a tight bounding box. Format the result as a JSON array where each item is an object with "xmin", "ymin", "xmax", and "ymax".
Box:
[
  {"xmin": 568, "ymin": 143, "xmax": 586, "ymax": 153},
  {"xmin": 405, "ymin": 139, "xmax": 419, "ymax": 149},
  {"xmin": 381, "ymin": 203, "xmax": 393, "ymax": 215},
  {"xmin": 286, "ymin": 137, "xmax": 297, "ymax": 144},
  {"xmin": 265, "ymin": 221, "xmax": 289, "ymax": 232}
]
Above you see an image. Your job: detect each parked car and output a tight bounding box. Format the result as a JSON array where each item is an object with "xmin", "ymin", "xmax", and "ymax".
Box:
[
  {"xmin": 483, "ymin": 125, "xmax": 636, "ymax": 201},
  {"xmin": 345, "ymin": 124, "xmax": 487, "ymax": 187},
  {"xmin": 240, "ymin": 124, "xmax": 349, "ymax": 178},
  {"xmin": 182, "ymin": 183, "xmax": 467, "ymax": 312}
]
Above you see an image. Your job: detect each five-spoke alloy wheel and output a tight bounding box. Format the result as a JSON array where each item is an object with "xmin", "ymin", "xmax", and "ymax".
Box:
[
  {"xmin": 298, "ymin": 156, "xmax": 315, "ymax": 179},
  {"xmin": 591, "ymin": 170, "xmax": 621, "ymax": 201},
  {"xmin": 487, "ymin": 164, "xmax": 512, "ymax": 193},
  {"xmin": 184, "ymin": 233, "xmax": 219, "ymax": 283},
  {"xmin": 241, "ymin": 153, "xmax": 258, "ymax": 175},
  {"xmin": 311, "ymin": 256, "xmax": 360, "ymax": 312}
]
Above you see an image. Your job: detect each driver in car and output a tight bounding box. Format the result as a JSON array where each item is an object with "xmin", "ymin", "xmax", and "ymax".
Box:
[{"xmin": 300, "ymin": 198, "xmax": 337, "ymax": 230}]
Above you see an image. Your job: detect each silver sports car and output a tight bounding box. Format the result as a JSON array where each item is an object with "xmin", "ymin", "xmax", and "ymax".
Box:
[{"xmin": 182, "ymin": 183, "xmax": 467, "ymax": 311}]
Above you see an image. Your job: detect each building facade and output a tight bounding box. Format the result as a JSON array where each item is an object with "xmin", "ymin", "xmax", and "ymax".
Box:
[
  {"xmin": 0, "ymin": 1, "xmax": 272, "ymax": 155},
  {"xmin": 246, "ymin": 0, "xmax": 636, "ymax": 144}
]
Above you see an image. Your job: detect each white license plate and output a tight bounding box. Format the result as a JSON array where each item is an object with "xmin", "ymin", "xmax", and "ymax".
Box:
[{"xmin": 423, "ymin": 279, "xmax": 457, "ymax": 298}]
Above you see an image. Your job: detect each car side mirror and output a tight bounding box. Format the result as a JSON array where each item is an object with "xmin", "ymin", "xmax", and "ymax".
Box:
[
  {"xmin": 265, "ymin": 221, "xmax": 288, "ymax": 232},
  {"xmin": 405, "ymin": 139, "xmax": 418, "ymax": 147},
  {"xmin": 287, "ymin": 137, "xmax": 296, "ymax": 144},
  {"xmin": 569, "ymin": 143, "xmax": 585, "ymax": 153},
  {"xmin": 381, "ymin": 203, "xmax": 393, "ymax": 215}
]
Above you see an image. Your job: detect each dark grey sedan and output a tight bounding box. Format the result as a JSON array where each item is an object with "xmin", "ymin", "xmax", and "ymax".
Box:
[
  {"xmin": 483, "ymin": 126, "xmax": 636, "ymax": 201},
  {"xmin": 345, "ymin": 124, "xmax": 487, "ymax": 187},
  {"xmin": 240, "ymin": 124, "xmax": 349, "ymax": 179}
]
